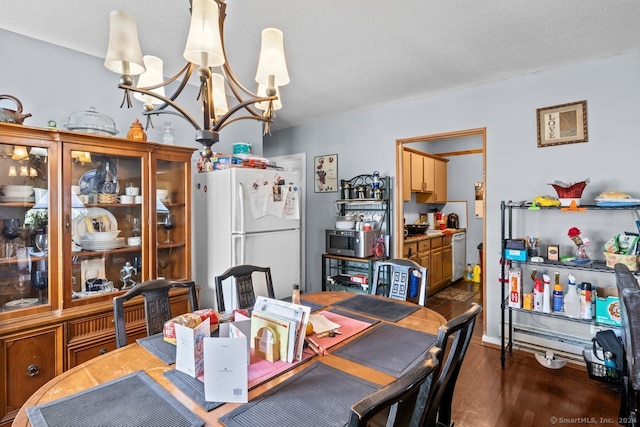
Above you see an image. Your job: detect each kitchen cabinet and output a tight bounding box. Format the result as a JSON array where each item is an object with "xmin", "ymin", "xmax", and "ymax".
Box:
[
  {"xmin": 500, "ymin": 201, "xmax": 626, "ymax": 369},
  {"xmin": 404, "ymin": 148, "xmax": 448, "ymax": 203},
  {"xmin": 403, "ymin": 234, "xmax": 452, "ymax": 296},
  {"xmin": 433, "ymin": 158, "xmax": 448, "ymax": 203},
  {"xmin": 402, "ymin": 149, "xmax": 411, "ymax": 202},
  {"xmin": 0, "ymin": 123, "xmax": 195, "ymax": 424}
]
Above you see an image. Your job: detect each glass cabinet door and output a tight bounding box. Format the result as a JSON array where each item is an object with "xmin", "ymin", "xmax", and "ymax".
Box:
[
  {"xmin": 62, "ymin": 143, "xmax": 149, "ymax": 307},
  {"xmin": 0, "ymin": 141, "xmax": 55, "ymax": 314},
  {"xmin": 154, "ymin": 148, "xmax": 192, "ymax": 281}
]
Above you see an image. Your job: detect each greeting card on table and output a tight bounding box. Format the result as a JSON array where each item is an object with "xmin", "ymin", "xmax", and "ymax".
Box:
[
  {"xmin": 204, "ymin": 330, "xmax": 248, "ymax": 403},
  {"xmin": 175, "ymin": 318, "xmax": 210, "ymax": 378}
]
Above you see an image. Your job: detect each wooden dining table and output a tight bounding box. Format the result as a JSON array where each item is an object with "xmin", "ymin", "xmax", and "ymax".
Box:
[{"xmin": 14, "ymin": 291, "xmax": 446, "ymax": 426}]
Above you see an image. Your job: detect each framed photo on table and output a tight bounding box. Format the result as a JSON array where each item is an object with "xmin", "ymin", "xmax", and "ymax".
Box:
[
  {"xmin": 314, "ymin": 154, "xmax": 338, "ymax": 193},
  {"xmin": 537, "ymin": 100, "xmax": 588, "ymax": 147}
]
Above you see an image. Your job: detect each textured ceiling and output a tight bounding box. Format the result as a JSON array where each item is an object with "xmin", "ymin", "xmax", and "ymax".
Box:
[{"xmin": 1, "ymin": 1, "xmax": 640, "ymax": 132}]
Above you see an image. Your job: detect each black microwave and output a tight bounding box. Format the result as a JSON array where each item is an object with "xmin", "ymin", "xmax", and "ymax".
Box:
[{"xmin": 325, "ymin": 229, "xmax": 377, "ymax": 258}]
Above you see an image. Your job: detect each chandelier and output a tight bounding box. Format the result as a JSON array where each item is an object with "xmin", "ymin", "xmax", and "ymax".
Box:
[{"xmin": 103, "ymin": 0, "xmax": 290, "ymax": 157}]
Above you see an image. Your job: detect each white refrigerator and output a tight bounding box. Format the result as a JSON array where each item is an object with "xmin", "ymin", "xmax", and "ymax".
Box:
[{"xmin": 194, "ymin": 168, "xmax": 302, "ymax": 310}]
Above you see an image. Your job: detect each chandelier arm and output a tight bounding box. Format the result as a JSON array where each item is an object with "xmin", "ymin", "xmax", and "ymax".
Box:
[
  {"xmin": 212, "ymin": 96, "xmax": 277, "ymax": 132},
  {"xmin": 121, "ymin": 83, "xmax": 202, "ymax": 130},
  {"xmin": 200, "ymin": 72, "xmax": 214, "ymax": 131},
  {"xmin": 215, "ymin": 0, "xmax": 270, "ymax": 119}
]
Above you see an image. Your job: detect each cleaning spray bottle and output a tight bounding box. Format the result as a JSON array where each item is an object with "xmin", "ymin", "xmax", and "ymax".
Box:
[
  {"xmin": 553, "ymin": 272, "xmax": 564, "ymax": 313},
  {"xmin": 542, "ymin": 274, "xmax": 552, "ymax": 313},
  {"xmin": 533, "ymin": 278, "xmax": 544, "ymax": 312},
  {"xmin": 564, "ymin": 274, "xmax": 580, "ymax": 318}
]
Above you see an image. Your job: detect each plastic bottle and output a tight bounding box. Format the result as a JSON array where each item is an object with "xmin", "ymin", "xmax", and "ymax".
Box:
[
  {"xmin": 465, "ymin": 264, "xmax": 473, "ymax": 281},
  {"xmin": 472, "ymin": 264, "xmax": 481, "ymax": 283},
  {"xmin": 604, "ymin": 351, "xmax": 618, "ymax": 378},
  {"xmin": 564, "ymin": 274, "xmax": 580, "ymax": 318},
  {"xmin": 533, "ymin": 278, "xmax": 544, "ymax": 312},
  {"xmin": 542, "ymin": 274, "xmax": 551, "ymax": 313},
  {"xmin": 553, "ymin": 272, "xmax": 564, "ymax": 312},
  {"xmin": 292, "ymin": 284, "xmax": 301, "ymax": 305},
  {"xmin": 580, "ymin": 282, "xmax": 593, "ymax": 319}
]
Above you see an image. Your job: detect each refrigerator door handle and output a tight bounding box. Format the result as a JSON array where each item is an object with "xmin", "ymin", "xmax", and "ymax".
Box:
[
  {"xmin": 232, "ymin": 234, "xmax": 246, "ymax": 265},
  {"xmin": 235, "ymin": 182, "xmax": 246, "ymax": 235}
]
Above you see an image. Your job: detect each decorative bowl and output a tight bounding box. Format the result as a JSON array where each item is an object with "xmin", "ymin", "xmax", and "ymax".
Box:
[{"xmin": 84, "ymin": 230, "xmax": 121, "ymax": 241}]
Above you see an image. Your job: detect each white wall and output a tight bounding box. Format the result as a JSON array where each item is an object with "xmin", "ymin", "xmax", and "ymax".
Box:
[
  {"xmin": 265, "ymin": 50, "xmax": 640, "ymax": 344},
  {"xmin": 4, "ymin": 27, "xmax": 640, "ymax": 344}
]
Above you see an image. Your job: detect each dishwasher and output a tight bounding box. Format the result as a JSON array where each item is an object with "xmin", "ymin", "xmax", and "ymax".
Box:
[{"xmin": 452, "ymin": 232, "xmax": 466, "ymax": 281}]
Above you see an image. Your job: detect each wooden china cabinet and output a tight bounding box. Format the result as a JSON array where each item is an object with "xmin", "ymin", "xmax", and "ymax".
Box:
[{"xmin": 0, "ymin": 123, "xmax": 195, "ymax": 425}]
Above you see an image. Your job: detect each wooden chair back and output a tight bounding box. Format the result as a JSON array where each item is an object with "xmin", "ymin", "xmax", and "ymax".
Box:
[
  {"xmin": 349, "ymin": 347, "xmax": 442, "ymax": 427},
  {"xmin": 214, "ymin": 265, "xmax": 274, "ymax": 312},
  {"xmin": 113, "ymin": 279, "xmax": 198, "ymax": 348},
  {"xmin": 423, "ymin": 302, "xmax": 482, "ymax": 427},
  {"xmin": 371, "ymin": 258, "xmax": 428, "ymax": 306}
]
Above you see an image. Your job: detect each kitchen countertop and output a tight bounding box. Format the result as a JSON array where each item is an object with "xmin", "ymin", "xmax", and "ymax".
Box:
[{"xmin": 404, "ymin": 228, "xmax": 466, "ymax": 243}]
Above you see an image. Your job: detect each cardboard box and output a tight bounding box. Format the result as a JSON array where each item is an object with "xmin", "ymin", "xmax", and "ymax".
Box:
[
  {"xmin": 504, "ymin": 248, "xmax": 527, "ymax": 261},
  {"xmin": 595, "ymin": 287, "xmax": 621, "ymax": 327},
  {"xmin": 508, "ymin": 269, "xmax": 522, "ymax": 308}
]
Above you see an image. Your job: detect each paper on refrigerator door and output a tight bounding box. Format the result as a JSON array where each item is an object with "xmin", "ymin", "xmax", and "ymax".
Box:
[{"xmin": 248, "ymin": 176, "xmax": 269, "ymax": 219}]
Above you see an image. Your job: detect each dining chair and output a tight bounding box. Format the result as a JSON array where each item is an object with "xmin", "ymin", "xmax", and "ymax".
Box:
[
  {"xmin": 113, "ymin": 279, "xmax": 198, "ymax": 348},
  {"xmin": 423, "ymin": 302, "xmax": 482, "ymax": 427},
  {"xmin": 371, "ymin": 258, "xmax": 428, "ymax": 306},
  {"xmin": 214, "ymin": 264, "xmax": 275, "ymax": 312},
  {"xmin": 349, "ymin": 346, "xmax": 442, "ymax": 427}
]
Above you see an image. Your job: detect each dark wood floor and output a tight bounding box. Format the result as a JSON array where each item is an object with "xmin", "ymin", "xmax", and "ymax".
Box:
[{"xmin": 428, "ymin": 280, "xmax": 622, "ymax": 427}]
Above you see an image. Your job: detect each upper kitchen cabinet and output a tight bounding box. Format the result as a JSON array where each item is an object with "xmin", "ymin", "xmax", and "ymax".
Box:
[{"xmin": 404, "ymin": 148, "xmax": 449, "ymax": 203}]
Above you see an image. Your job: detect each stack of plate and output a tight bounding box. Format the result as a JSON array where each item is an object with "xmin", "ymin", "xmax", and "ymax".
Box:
[
  {"xmin": 79, "ymin": 237, "xmax": 126, "ymax": 251},
  {"xmin": 1, "ymin": 185, "xmax": 34, "ymax": 202}
]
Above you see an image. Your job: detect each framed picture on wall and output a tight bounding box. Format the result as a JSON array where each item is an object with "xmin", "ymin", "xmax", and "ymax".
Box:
[
  {"xmin": 314, "ymin": 154, "xmax": 338, "ymax": 192},
  {"xmin": 537, "ymin": 100, "xmax": 588, "ymax": 147}
]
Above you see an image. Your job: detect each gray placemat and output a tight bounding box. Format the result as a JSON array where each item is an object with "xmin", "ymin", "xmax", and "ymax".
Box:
[
  {"xmin": 218, "ymin": 362, "xmax": 380, "ymax": 427},
  {"xmin": 332, "ymin": 323, "xmax": 437, "ymax": 377},
  {"xmin": 138, "ymin": 333, "xmax": 177, "ymax": 365},
  {"xmin": 332, "ymin": 294, "xmax": 419, "ymax": 322},
  {"xmin": 327, "ymin": 307, "xmax": 381, "ymax": 325},
  {"xmin": 280, "ymin": 296, "xmax": 325, "ymax": 312},
  {"xmin": 164, "ymin": 369, "xmax": 224, "ymax": 412},
  {"xmin": 27, "ymin": 370, "xmax": 204, "ymax": 427}
]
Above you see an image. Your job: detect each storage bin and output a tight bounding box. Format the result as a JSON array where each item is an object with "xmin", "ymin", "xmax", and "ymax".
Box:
[
  {"xmin": 583, "ymin": 347, "xmax": 623, "ymax": 386},
  {"xmin": 603, "ymin": 251, "xmax": 639, "ymax": 271}
]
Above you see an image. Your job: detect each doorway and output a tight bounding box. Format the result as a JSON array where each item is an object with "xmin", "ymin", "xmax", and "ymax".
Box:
[{"xmin": 394, "ymin": 128, "xmax": 486, "ymax": 329}]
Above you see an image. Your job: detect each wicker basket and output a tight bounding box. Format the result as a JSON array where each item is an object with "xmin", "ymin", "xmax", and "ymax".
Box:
[
  {"xmin": 550, "ymin": 181, "xmax": 588, "ymax": 199},
  {"xmin": 604, "ymin": 251, "xmax": 639, "ymax": 271}
]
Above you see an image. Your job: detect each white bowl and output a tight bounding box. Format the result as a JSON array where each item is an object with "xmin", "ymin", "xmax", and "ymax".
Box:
[
  {"xmin": 3, "ymin": 188, "xmax": 34, "ymax": 196},
  {"xmin": 534, "ymin": 351, "xmax": 568, "ymax": 369},
  {"xmin": 84, "ymin": 230, "xmax": 121, "ymax": 241},
  {"xmin": 335, "ymin": 220, "xmax": 355, "ymax": 230},
  {"xmin": 156, "ymin": 189, "xmax": 169, "ymax": 201}
]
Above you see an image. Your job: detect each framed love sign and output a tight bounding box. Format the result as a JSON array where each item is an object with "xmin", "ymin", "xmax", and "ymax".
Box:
[{"xmin": 537, "ymin": 100, "xmax": 588, "ymax": 147}]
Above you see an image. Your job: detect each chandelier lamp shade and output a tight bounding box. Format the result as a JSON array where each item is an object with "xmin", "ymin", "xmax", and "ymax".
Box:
[{"xmin": 103, "ymin": 0, "xmax": 290, "ymax": 157}]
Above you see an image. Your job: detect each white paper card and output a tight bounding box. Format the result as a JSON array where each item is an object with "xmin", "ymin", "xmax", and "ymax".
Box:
[
  {"xmin": 219, "ymin": 319, "xmax": 252, "ymax": 363},
  {"xmin": 175, "ymin": 318, "xmax": 210, "ymax": 378},
  {"xmin": 308, "ymin": 313, "xmax": 341, "ymax": 334},
  {"xmin": 204, "ymin": 335, "xmax": 248, "ymax": 403}
]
